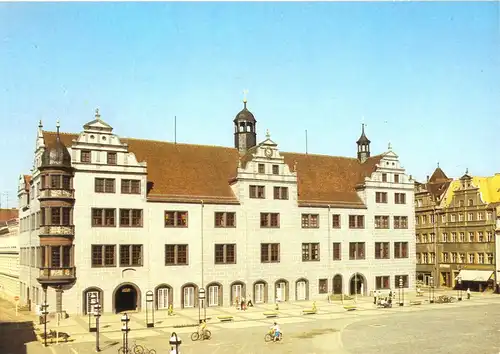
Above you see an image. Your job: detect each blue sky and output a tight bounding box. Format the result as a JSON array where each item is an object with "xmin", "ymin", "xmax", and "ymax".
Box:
[{"xmin": 0, "ymin": 2, "xmax": 499, "ymax": 208}]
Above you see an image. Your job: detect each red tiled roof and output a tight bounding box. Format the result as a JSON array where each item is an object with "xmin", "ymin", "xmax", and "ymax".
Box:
[
  {"xmin": 0, "ymin": 208, "xmax": 18, "ymax": 222},
  {"xmin": 42, "ymin": 131, "xmax": 382, "ymax": 207}
]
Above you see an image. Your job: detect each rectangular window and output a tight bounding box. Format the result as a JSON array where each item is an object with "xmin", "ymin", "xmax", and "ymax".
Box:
[
  {"xmin": 487, "ymin": 253, "xmax": 494, "ymax": 264},
  {"xmin": 214, "ymin": 212, "xmax": 236, "ymax": 228},
  {"xmin": 394, "ymin": 174, "xmax": 400, "ymax": 183},
  {"xmin": 301, "ymin": 214, "xmax": 319, "ymax": 228},
  {"xmin": 91, "ymin": 208, "xmax": 116, "ymax": 227},
  {"xmin": 375, "ymin": 192, "xmax": 388, "ymax": 203},
  {"xmin": 381, "ymin": 173, "xmax": 387, "ymax": 182},
  {"xmin": 119, "ymin": 209, "xmax": 143, "ymax": 227},
  {"xmin": 272, "ymin": 165, "xmax": 279, "ymax": 175},
  {"xmin": 62, "ymin": 176, "xmax": 71, "ymax": 189},
  {"xmin": 374, "ymin": 216, "xmax": 389, "ymax": 229},
  {"xmin": 333, "ymin": 243, "xmax": 341, "ymax": 260},
  {"xmin": 301, "ymin": 243, "xmax": 320, "ymax": 261},
  {"xmin": 318, "ymin": 279, "xmax": 328, "ymax": 294},
  {"xmin": 94, "ymin": 178, "xmax": 115, "ymax": 193},
  {"xmin": 214, "ymin": 244, "xmax": 236, "ymax": 264},
  {"xmin": 121, "ymin": 179, "xmax": 141, "ymax": 194},
  {"xmin": 51, "ymin": 246, "xmax": 61, "ymax": 268},
  {"xmin": 393, "ymin": 216, "xmax": 408, "ymax": 229},
  {"xmin": 51, "ymin": 208, "xmax": 61, "ymax": 225},
  {"xmin": 258, "ymin": 163, "xmax": 265, "ymax": 173},
  {"xmin": 348, "ymin": 215, "xmax": 365, "ymax": 229},
  {"xmin": 62, "ymin": 208, "xmax": 71, "ymax": 225},
  {"xmin": 394, "ymin": 242, "xmax": 409, "ymax": 258},
  {"xmin": 261, "ymin": 243, "xmax": 280, "ymax": 263},
  {"xmin": 395, "ymin": 275, "xmax": 409, "ymax": 288},
  {"xmin": 81, "ymin": 150, "xmax": 91, "ymax": 163},
  {"xmin": 260, "ymin": 213, "xmax": 280, "ymax": 228},
  {"xmin": 165, "ymin": 244, "xmax": 189, "ymax": 265},
  {"xmin": 375, "ymin": 242, "xmax": 390, "ymax": 259},
  {"xmin": 249, "ymin": 185, "xmax": 265, "ymax": 199},
  {"xmin": 107, "ymin": 152, "xmax": 117, "ymax": 165},
  {"xmin": 468, "ymin": 232, "xmax": 475, "ymax": 242},
  {"xmin": 332, "ymin": 214, "xmax": 341, "ymax": 228},
  {"xmin": 51, "ymin": 175, "xmax": 61, "ymax": 189},
  {"xmin": 394, "ymin": 193, "xmax": 406, "ymax": 204},
  {"xmin": 349, "ymin": 242, "xmax": 365, "ymax": 260},
  {"xmin": 375, "ymin": 276, "xmax": 390, "ymax": 290},
  {"xmin": 273, "ymin": 186, "xmax": 288, "ymax": 200},
  {"xmin": 118, "ymin": 245, "xmax": 142, "ymax": 267},
  {"xmin": 165, "ymin": 211, "xmax": 188, "ymax": 227},
  {"xmin": 91, "ymin": 245, "xmax": 116, "ymax": 267}
]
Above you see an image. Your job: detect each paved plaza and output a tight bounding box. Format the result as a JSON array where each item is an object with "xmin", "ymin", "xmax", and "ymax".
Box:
[{"xmin": 2, "ymin": 291, "xmax": 500, "ymax": 354}]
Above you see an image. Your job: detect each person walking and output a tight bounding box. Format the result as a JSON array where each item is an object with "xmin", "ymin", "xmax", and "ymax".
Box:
[{"xmin": 467, "ymin": 288, "xmax": 471, "ymax": 300}]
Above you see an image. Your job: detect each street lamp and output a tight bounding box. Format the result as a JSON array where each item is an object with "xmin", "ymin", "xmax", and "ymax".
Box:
[
  {"xmin": 457, "ymin": 276, "xmax": 462, "ymax": 301},
  {"xmin": 41, "ymin": 287, "xmax": 49, "ymax": 347},
  {"xmin": 121, "ymin": 313, "xmax": 130, "ymax": 354},
  {"xmin": 89, "ymin": 293, "xmax": 97, "ymax": 333},
  {"xmin": 429, "ymin": 276, "xmax": 435, "ymax": 304},
  {"xmin": 169, "ymin": 332, "xmax": 182, "ymax": 354},
  {"xmin": 94, "ymin": 303, "xmax": 101, "ymax": 352},
  {"xmin": 146, "ymin": 290, "xmax": 154, "ymax": 328},
  {"xmin": 198, "ymin": 288, "xmax": 206, "ymax": 324},
  {"xmin": 398, "ymin": 277, "xmax": 404, "ymax": 307}
]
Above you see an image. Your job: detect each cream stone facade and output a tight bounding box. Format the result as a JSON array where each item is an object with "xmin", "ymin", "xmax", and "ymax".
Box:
[
  {"xmin": 0, "ymin": 212, "xmax": 20, "ymax": 302},
  {"xmin": 17, "ymin": 106, "xmax": 416, "ymax": 316}
]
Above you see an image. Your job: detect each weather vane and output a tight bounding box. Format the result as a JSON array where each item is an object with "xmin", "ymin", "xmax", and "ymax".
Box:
[{"xmin": 243, "ymin": 89, "xmax": 249, "ymax": 103}]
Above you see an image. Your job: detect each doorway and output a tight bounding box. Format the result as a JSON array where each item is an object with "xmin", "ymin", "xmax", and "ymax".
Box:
[
  {"xmin": 349, "ymin": 273, "xmax": 366, "ymax": 296},
  {"xmin": 333, "ymin": 274, "xmax": 343, "ymax": 295},
  {"xmin": 296, "ymin": 280, "xmax": 307, "ymax": 300},
  {"xmin": 254, "ymin": 282, "xmax": 265, "ymax": 303},
  {"xmin": 114, "ymin": 284, "xmax": 139, "ymax": 313}
]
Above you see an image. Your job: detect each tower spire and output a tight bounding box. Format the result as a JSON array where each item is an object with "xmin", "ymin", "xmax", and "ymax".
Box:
[{"xmin": 56, "ymin": 119, "xmax": 61, "ymax": 141}]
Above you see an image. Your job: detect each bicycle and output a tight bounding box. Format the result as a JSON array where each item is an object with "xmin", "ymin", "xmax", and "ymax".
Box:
[
  {"xmin": 118, "ymin": 340, "xmax": 157, "ymax": 354},
  {"xmin": 264, "ymin": 329, "xmax": 283, "ymax": 342},
  {"xmin": 191, "ymin": 329, "xmax": 212, "ymax": 341}
]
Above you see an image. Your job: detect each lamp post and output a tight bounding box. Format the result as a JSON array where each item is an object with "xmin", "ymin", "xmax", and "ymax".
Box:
[
  {"xmin": 429, "ymin": 276, "xmax": 435, "ymax": 304},
  {"xmin": 399, "ymin": 277, "xmax": 404, "ymax": 306},
  {"xmin": 457, "ymin": 276, "xmax": 462, "ymax": 301},
  {"xmin": 169, "ymin": 332, "xmax": 182, "ymax": 354},
  {"xmin": 41, "ymin": 287, "xmax": 49, "ymax": 347},
  {"xmin": 198, "ymin": 288, "xmax": 206, "ymax": 324},
  {"xmin": 121, "ymin": 313, "xmax": 130, "ymax": 354},
  {"xmin": 89, "ymin": 293, "xmax": 97, "ymax": 333},
  {"xmin": 94, "ymin": 303, "xmax": 101, "ymax": 352},
  {"xmin": 146, "ymin": 290, "xmax": 154, "ymax": 328}
]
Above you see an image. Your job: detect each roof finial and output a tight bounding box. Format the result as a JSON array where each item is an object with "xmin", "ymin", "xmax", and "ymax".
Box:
[
  {"xmin": 95, "ymin": 108, "xmax": 101, "ymax": 120},
  {"xmin": 243, "ymin": 89, "xmax": 248, "ymax": 104},
  {"xmin": 465, "ymin": 167, "xmax": 469, "ymax": 175},
  {"xmin": 38, "ymin": 120, "xmax": 43, "ymax": 128},
  {"xmin": 266, "ymin": 129, "xmax": 270, "ymax": 139},
  {"xmin": 388, "ymin": 142, "xmax": 392, "ymax": 151},
  {"xmin": 437, "ymin": 162, "xmax": 440, "ymax": 168},
  {"xmin": 56, "ymin": 119, "xmax": 61, "ymax": 141}
]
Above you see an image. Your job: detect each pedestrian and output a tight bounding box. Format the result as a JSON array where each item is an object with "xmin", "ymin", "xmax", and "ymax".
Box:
[{"xmin": 467, "ymin": 288, "xmax": 471, "ymax": 300}]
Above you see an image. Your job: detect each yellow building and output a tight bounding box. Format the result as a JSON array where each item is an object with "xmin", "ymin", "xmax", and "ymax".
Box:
[{"xmin": 416, "ymin": 169, "xmax": 500, "ymax": 291}]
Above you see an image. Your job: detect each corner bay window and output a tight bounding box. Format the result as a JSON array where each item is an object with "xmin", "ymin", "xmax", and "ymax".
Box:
[
  {"xmin": 261, "ymin": 243, "xmax": 280, "ymax": 263},
  {"xmin": 40, "ymin": 207, "xmax": 72, "ymax": 226},
  {"xmin": 302, "ymin": 243, "xmax": 320, "ymax": 261},
  {"xmin": 120, "ymin": 209, "xmax": 143, "ymax": 227},
  {"xmin": 260, "ymin": 213, "xmax": 280, "ymax": 228},
  {"xmin": 119, "ymin": 245, "xmax": 143, "ymax": 267},
  {"xmin": 214, "ymin": 244, "xmax": 236, "ymax": 264},
  {"xmin": 214, "ymin": 212, "xmax": 235, "ymax": 228},
  {"xmin": 91, "ymin": 245, "xmax": 116, "ymax": 267},
  {"xmin": 301, "ymin": 214, "xmax": 319, "ymax": 228},
  {"xmin": 349, "ymin": 242, "xmax": 365, "ymax": 260},
  {"xmin": 394, "ymin": 242, "xmax": 409, "ymax": 258},
  {"xmin": 349, "ymin": 215, "xmax": 365, "ymax": 229},
  {"xmin": 165, "ymin": 211, "xmax": 188, "ymax": 227},
  {"xmin": 165, "ymin": 244, "xmax": 188, "ymax": 265},
  {"xmin": 41, "ymin": 245, "xmax": 73, "ymax": 269}
]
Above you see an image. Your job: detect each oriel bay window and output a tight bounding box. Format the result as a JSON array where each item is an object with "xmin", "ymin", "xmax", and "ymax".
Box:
[
  {"xmin": 394, "ymin": 242, "xmax": 409, "ymax": 258},
  {"xmin": 165, "ymin": 211, "xmax": 188, "ymax": 227},
  {"xmin": 40, "ymin": 207, "xmax": 72, "ymax": 226},
  {"xmin": 214, "ymin": 244, "xmax": 236, "ymax": 264},
  {"xmin": 91, "ymin": 245, "xmax": 116, "ymax": 267},
  {"xmin": 119, "ymin": 245, "xmax": 143, "ymax": 267},
  {"xmin": 375, "ymin": 242, "xmax": 390, "ymax": 259},
  {"xmin": 119, "ymin": 209, "xmax": 143, "ymax": 227},
  {"xmin": 214, "ymin": 212, "xmax": 236, "ymax": 228},
  {"xmin": 261, "ymin": 243, "xmax": 280, "ymax": 263},
  {"xmin": 40, "ymin": 245, "xmax": 74, "ymax": 269},
  {"xmin": 301, "ymin": 214, "xmax": 319, "ymax": 228},
  {"xmin": 302, "ymin": 243, "xmax": 320, "ymax": 261},
  {"xmin": 91, "ymin": 208, "xmax": 116, "ymax": 227},
  {"xmin": 260, "ymin": 213, "xmax": 280, "ymax": 228},
  {"xmin": 349, "ymin": 242, "xmax": 365, "ymax": 260}
]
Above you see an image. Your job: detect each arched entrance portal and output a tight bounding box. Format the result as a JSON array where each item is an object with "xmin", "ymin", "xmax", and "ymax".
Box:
[
  {"xmin": 333, "ymin": 274, "xmax": 343, "ymax": 295},
  {"xmin": 114, "ymin": 283, "xmax": 140, "ymax": 313},
  {"xmin": 349, "ymin": 273, "xmax": 366, "ymax": 296}
]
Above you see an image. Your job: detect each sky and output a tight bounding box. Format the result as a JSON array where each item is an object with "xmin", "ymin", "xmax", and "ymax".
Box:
[{"xmin": 0, "ymin": 2, "xmax": 499, "ymax": 208}]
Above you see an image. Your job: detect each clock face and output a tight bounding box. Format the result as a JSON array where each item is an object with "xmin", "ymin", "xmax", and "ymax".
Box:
[{"xmin": 265, "ymin": 148, "xmax": 273, "ymax": 158}]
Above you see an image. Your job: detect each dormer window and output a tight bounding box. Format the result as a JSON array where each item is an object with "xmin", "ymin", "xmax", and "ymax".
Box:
[
  {"xmin": 394, "ymin": 174, "xmax": 400, "ymax": 183},
  {"xmin": 81, "ymin": 150, "xmax": 91, "ymax": 163},
  {"xmin": 382, "ymin": 173, "xmax": 387, "ymax": 182},
  {"xmin": 468, "ymin": 199, "xmax": 474, "ymax": 206},
  {"xmin": 258, "ymin": 164, "xmax": 265, "ymax": 174},
  {"xmin": 272, "ymin": 165, "xmax": 279, "ymax": 175},
  {"xmin": 107, "ymin": 152, "xmax": 117, "ymax": 165}
]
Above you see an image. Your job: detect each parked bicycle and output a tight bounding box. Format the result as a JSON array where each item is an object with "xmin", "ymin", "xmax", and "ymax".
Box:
[
  {"xmin": 118, "ymin": 340, "xmax": 157, "ymax": 354},
  {"xmin": 191, "ymin": 329, "xmax": 212, "ymax": 341}
]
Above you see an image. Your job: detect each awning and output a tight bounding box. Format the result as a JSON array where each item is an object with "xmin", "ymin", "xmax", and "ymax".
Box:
[{"xmin": 455, "ymin": 270, "xmax": 494, "ymax": 282}]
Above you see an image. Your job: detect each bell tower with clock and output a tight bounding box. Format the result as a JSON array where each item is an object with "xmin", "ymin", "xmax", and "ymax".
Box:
[{"xmin": 233, "ymin": 92, "xmax": 257, "ymax": 155}]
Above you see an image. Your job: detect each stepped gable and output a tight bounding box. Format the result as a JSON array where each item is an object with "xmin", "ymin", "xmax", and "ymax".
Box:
[{"xmin": 42, "ymin": 131, "xmax": 383, "ymax": 207}]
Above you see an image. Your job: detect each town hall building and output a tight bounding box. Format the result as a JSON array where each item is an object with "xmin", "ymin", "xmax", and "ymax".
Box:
[{"xmin": 17, "ymin": 99, "xmax": 415, "ymax": 315}]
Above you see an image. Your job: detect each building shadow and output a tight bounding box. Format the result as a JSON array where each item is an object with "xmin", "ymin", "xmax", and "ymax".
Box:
[{"xmin": 0, "ymin": 320, "xmax": 38, "ymax": 354}]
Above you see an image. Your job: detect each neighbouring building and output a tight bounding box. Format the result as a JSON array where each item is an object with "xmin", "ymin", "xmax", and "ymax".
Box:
[
  {"xmin": 415, "ymin": 168, "xmax": 500, "ymax": 291},
  {"xmin": 0, "ymin": 208, "xmax": 19, "ymax": 302},
  {"xmin": 17, "ymin": 100, "xmax": 415, "ymax": 315}
]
